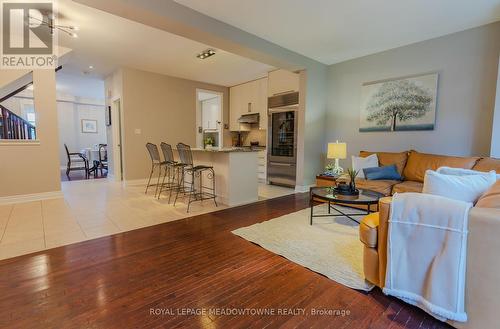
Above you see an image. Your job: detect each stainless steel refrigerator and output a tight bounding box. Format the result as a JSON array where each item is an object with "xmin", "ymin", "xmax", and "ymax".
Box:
[{"xmin": 267, "ymin": 92, "xmax": 298, "ymax": 187}]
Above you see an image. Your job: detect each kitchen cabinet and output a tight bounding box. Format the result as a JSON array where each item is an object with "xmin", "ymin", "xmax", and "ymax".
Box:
[
  {"xmin": 202, "ymin": 98, "xmax": 219, "ymax": 131},
  {"xmin": 257, "ymin": 149, "xmax": 267, "ymax": 182},
  {"xmin": 229, "ymin": 83, "xmax": 244, "ymax": 131},
  {"xmin": 268, "ymin": 69, "xmax": 299, "ymax": 96},
  {"xmin": 229, "ymin": 77, "xmax": 268, "ymax": 131},
  {"xmin": 258, "ymin": 78, "xmax": 268, "ymax": 130}
]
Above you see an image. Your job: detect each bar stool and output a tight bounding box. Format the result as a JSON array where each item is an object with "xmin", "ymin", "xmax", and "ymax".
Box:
[
  {"xmin": 157, "ymin": 142, "xmax": 185, "ymax": 203},
  {"xmin": 145, "ymin": 143, "xmax": 167, "ymax": 196},
  {"xmin": 174, "ymin": 143, "xmax": 217, "ymax": 212}
]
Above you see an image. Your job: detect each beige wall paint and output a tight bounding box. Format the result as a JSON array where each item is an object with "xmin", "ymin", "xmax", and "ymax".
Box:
[
  {"xmin": 0, "ymin": 70, "xmax": 61, "ymax": 197},
  {"xmin": 326, "ymin": 22, "xmax": 500, "ymax": 168},
  {"xmin": 118, "ymin": 67, "xmax": 229, "ymax": 180}
]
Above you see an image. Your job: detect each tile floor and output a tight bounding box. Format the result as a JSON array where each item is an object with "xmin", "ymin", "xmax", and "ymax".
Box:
[{"xmin": 0, "ymin": 180, "xmax": 294, "ymax": 260}]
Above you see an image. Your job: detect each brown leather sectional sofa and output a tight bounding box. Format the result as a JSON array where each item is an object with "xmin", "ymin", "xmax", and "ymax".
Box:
[
  {"xmin": 355, "ymin": 150, "xmax": 492, "ymax": 196},
  {"xmin": 356, "ymin": 150, "xmax": 500, "ymax": 329}
]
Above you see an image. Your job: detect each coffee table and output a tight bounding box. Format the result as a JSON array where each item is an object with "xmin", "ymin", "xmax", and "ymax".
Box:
[{"xmin": 309, "ymin": 187, "xmax": 383, "ymax": 225}]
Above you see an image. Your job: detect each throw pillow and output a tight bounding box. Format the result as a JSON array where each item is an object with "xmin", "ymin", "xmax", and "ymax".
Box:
[
  {"xmin": 352, "ymin": 154, "xmax": 378, "ymax": 179},
  {"xmin": 437, "ymin": 166, "xmax": 499, "ymax": 180},
  {"xmin": 363, "ymin": 165, "xmax": 402, "ymax": 181},
  {"xmin": 423, "ymin": 170, "xmax": 497, "ymax": 203}
]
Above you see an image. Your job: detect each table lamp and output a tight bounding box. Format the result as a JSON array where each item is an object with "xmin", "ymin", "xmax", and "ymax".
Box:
[{"xmin": 327, "ymin": 141, "xmax": 347, "ymax": 175}]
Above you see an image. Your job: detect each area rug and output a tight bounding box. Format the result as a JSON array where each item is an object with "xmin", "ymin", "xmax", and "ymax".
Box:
[{"xmin": 232, "ymin": 204, "xmax": 374, "ymax": 291}]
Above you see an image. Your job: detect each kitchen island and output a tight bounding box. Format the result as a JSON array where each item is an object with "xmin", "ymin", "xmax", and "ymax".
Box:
[{"xmin": 186, "ymin": 147, "xmax": 260, "ymax": 206}]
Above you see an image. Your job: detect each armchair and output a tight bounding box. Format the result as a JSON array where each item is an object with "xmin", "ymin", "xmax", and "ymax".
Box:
[{"xmin": 359, "ymin": 196, "xmax": 500, "ymax": 329}]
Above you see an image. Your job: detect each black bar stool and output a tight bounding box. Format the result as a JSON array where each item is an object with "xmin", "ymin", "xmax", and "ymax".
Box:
[
  {"xmin": 174, "ymin": 143, "xmax": 217, "ymax": 212},
  {"xmin": 145, "ymin": 143, "xmax": 167, "ymax": 196},
  {"xmin": 158, "ymin": 142, "xmax": 185, "ymax": 203}
]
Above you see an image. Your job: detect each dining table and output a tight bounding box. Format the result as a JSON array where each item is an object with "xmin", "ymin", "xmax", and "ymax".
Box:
[{"xmin": 82, "ymin": 147, "xmax": 101, "ymax": 177}]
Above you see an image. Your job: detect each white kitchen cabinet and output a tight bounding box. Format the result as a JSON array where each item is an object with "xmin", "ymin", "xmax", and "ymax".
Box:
[
  {"xmin": 268, "ymin": 69, "xmax": 299, "ymax": 96},
  {"xmin": 229, "ymin": 85, "xmax": 243, "ymax": 131},
  {"xmin": 202, "ymin": 98, "xmax": 219, "ymax": 131},
  {"xmin": 257, "ymin": 149, "xmax": 267, "ymax": 182},
  {"xmin": 258, "ymin": 78, "xmax": 268, "ymax": 130},
  {"xmin": 230, "ymin": 77, "xmax": 268, "ymax": 131}
]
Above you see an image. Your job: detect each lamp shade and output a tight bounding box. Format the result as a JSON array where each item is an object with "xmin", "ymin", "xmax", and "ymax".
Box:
[{"xmin": 327, "ymin": 142, "xmax": 347, "ymax": 159}]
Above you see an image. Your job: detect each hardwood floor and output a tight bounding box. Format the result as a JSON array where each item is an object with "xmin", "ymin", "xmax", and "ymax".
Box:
[{"xmin": 0, "ymin": 193, "xmax": 450, "ymax": 328}]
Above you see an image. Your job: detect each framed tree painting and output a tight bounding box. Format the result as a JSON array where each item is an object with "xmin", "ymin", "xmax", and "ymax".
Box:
[
  {"xmin": 81, "ymin": 119, "xmax": 98, "ymax": 133},
  {"xmin": 359, "ymin": 73, "xmax": 438, "ymax": 132}
]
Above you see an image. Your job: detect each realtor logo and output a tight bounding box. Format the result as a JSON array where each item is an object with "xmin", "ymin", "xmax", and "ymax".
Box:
[{"xmin": 1, "ymin": 0, "xmax": 57, "ymax": 69}]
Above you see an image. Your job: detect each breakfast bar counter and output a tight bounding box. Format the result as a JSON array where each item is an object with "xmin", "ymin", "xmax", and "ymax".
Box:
[{"xmin": 185, "ymin": 147, "xmax": 260, "ymax": 206}]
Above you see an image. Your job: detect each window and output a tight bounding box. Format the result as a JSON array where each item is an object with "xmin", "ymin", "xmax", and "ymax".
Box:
[{"xmin": 24, "ymin": 105, "xmax": 36, "ymax": 126}]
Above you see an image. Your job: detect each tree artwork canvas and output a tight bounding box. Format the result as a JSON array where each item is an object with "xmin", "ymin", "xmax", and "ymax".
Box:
[{"xmin": 359, "ymin": 73, "xmax": 438, "ymax": 132}]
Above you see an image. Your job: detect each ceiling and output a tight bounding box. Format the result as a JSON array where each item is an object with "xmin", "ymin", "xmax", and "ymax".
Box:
[
  {"xmin": 176, "ymin": 0, "xmax": 500, "ymax": 65},
  {"xmin": 54, "ymin": 0, "xmax": 274, "ymax": 86},
  {"xmin": 56, "ymin": 72, "xmax": 105, "ymax": 100}
]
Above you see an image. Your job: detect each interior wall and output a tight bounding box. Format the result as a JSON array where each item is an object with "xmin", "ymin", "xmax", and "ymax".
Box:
[
  {"xmin": 298, "ymin": 67, "xmax": 328, "ymax": 189},
  {"xmin": 326, "ymin": 22, "xmax": 500, "ymax": 168},
  {"xmin": 491, "ymin": 55, "xmax": 500, "ymax": 158},
  {"xmin": 104, "ymin": 69, "xmax": 124, "ymax": 179},
  {"xmin": 0, "ymin": 70, "xmax": 61, "ymax": 197},
  {"xmin": 57, "ymin": 97, "xmax": 106, "ymax": 166},
  {"xmin": 119, "ymin": 67, "xmax": 229, "ymax": 181}
]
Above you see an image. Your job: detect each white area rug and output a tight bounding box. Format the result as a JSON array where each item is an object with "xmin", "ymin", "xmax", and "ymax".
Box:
[{"xmin": 232, "ymin": 204, "xmax": 374, "ymax": 291}]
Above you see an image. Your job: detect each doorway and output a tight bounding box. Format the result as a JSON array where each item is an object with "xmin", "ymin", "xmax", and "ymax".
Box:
[
  {"xmin": 196, "ymin": 89, "xmax": 223, "ymax": 148},
  {"xmin": 110, "ymin": 98, "xmax": 124, "ymax": 181}
]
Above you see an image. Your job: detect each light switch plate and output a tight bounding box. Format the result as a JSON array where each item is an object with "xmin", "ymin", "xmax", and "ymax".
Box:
[{"xmin": 134, "ymin": 128, "xmax": 141, "ymax": 134}]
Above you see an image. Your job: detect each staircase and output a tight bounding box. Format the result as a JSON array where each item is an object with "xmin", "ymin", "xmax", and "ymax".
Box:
[
  {"xmin": 0, "ymin": 66, "xmax": 61, "ymax": 140},
  {"xmin": 0, "ymin": 105, "xmax": 36, "ymax": 140}
]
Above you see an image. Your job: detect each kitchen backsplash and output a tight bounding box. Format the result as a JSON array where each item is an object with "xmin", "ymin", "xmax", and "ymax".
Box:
[{"xmin": 231, "ymin": 128, "xmax": 267, "ymax": 146}]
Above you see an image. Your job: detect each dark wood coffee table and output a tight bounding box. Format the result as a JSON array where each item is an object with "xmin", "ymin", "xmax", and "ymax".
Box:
[{"xmin": 309, "ymin": 187, "xmax": 383, "ymax": 225}]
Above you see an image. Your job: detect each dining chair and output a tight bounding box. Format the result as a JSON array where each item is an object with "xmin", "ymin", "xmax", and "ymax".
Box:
[
  {"xmin": 98, "ymin": 144, "xmax": 108, "ymax": 176},
  {"xmin": 64, "ymin": 144, "xmax": 89, "ymax": 179}
]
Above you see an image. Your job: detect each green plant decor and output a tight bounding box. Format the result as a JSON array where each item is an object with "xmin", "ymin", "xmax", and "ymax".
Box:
[
  {"xmin": 204, "ymin": 136, "xmax": 214, "ymax": 148},
  {"xmin": 324, "ymin": 163, "xmax": 335, "ymax": 175},
  {"xmin": 346, "ymin": 168, "xmax": 359, "ymax": 191}
]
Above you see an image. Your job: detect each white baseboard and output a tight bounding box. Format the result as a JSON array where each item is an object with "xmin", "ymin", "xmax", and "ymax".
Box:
[
  {"xmin": 123, "ymin": 178, "xmax": 150, "ymax": 186},
  {"xmin": 295, "ymin": 184, "xmax": 315, "ymax": 193},
  {"xmin": 0, "ymin": 190, "xmax": 64, "ymax": 205}
]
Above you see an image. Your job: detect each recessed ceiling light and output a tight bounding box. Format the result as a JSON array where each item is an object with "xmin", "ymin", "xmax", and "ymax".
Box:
[
  {"xmin": 88, "ymin": 65, "xmax": 94, "ymax": 69},
  {"xmin": 197, "ymin": 49, "xmax": 216, "ymax": 60}
]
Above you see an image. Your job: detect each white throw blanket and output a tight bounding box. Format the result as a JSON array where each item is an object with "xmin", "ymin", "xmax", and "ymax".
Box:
[{"xmin": 383, "ymin": 192, "xmax": 472, "ymax": 322}]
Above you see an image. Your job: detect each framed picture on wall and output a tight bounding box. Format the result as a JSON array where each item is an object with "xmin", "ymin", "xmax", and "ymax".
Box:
[
  {"xmin": 105, "ymin": 106, "xmax": 112, "ymax": 126},
  {"xmin": 81, "ymin": 119, "xmax": 98, "ymax": 133},
  {"xmin": 359, "ymin": 73, "xmax": 439, "ymax": 132}
]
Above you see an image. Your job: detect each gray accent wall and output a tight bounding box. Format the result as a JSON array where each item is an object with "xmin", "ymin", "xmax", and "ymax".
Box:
[
  {"xmin": 491, "ymin": 55, "xmax": 500, "ymax": 158},
  {"xmin": 326, "ymin": 22, "xmax": 500, "ymax": 168}
]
